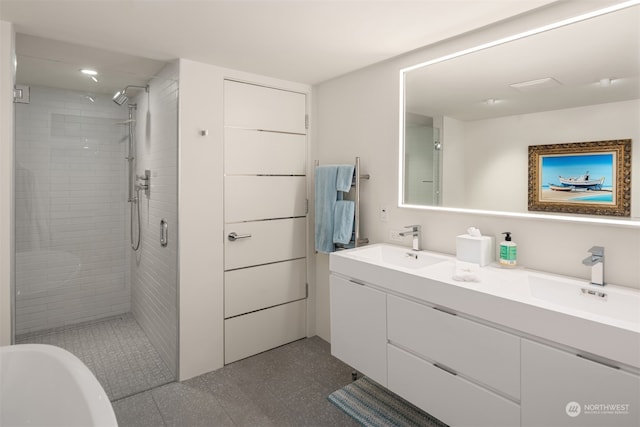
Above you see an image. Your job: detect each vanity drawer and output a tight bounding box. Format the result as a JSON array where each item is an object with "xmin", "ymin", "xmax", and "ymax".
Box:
[
  {"xmin": 522, "ymin": 339, "xmax": 640, "ymax": 427},
  {"xmin": 387, "ymin": 295, "xmax": 520, "ymax": 399},
  {"xmin": 388, "ymin": 345, "xmax": 520, "ymax": 427}
]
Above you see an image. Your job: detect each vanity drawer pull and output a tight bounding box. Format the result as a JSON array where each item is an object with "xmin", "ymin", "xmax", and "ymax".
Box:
[
  {"xmin": 434, "ymin": 362, "xmax": 458, "ymax": 376},
  {"xmin": 349, "ymin": 279, "xmax": 367, "ymax": 286},
  {"xmin": 576, "ymin": 354, "xmax": 620, "ymax": 370},
  {"xmin": 433, "ymin": 306, "xmax": 457, "ymax": 316}
]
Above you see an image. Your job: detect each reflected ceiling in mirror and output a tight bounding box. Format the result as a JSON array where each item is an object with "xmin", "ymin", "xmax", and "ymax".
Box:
[{"xmin": 399, "ymin": 2, "xmax": 640, "ymax": 224}]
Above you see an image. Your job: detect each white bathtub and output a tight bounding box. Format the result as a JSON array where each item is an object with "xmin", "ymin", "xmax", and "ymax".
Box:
[{"xmin": 0, "ymin": 344, "xmax": 117, "ymax": 426}]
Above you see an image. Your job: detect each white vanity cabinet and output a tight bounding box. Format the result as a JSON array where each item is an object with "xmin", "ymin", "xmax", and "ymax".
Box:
[
  {"xmin": 329, "ymin": 244, "xmax": 640, "ymax": 427},
  {"xmin": 387, "ymin": 295, "xmax": 520, "ymax": 427},
  {"xmin": 329, "ymin": 274, "xmax": 387, "ymax": 386},
  {"xmin": 521, "ymin": 339, "xmax": 640, "ymax": 427}
]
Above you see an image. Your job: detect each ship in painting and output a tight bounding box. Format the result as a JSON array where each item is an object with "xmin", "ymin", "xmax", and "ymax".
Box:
[{"xmin": 555, "ymin": 171, "xmax": 605, "ymax": 190}]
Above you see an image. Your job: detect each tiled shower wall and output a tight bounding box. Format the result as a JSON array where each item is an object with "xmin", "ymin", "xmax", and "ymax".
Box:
[
  {"xmin": 15, "ymin": 86, "xmax": 130, "ymax": 335},
  {"xmin": 130, "ymin": 61, "xmax": 179, "ymax": 376}
]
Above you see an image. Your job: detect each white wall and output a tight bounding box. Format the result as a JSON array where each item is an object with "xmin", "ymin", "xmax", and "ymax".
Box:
[
  {"xmin": 13, "ymin": 86, "xmax": 131, "ymax": 335},
  {"xmin": 131, "ymin": 61, "xmax": 179, "ymax": 377},
  {"xmin": 312, "ymin": 1, "xmax": 640, "ymax": 342},
  {"xmin": 0, "ymin": 20, "xmax": 15, "ymax": 346},
  {"xmin": 178, "ymin": 59, "xmax": 224, "ymax": 380},
  {"xmin": 177, "ymin": 58, "xmax": 311, "ymax": 380}
]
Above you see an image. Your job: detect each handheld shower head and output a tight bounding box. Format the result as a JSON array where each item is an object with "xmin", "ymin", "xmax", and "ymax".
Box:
[
  {"xmin": 112, "ymin": 90, "xmax": 128, "ymax": 106},
  {"xmin": 112, "ymin": 85, "xmax": 148, "ymax": 106}
]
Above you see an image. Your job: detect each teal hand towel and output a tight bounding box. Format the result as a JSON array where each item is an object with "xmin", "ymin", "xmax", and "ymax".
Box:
[
  {"xmin": 336, "ymin": 165, "xmax": 355, "ymax": 192},
  {"xmin": 315, "ymin": 166, "xmax": 338, "ymax": 253},
  {"xmin": 333, "ymin": 200, "xmax": 355, "ymax": 245}
]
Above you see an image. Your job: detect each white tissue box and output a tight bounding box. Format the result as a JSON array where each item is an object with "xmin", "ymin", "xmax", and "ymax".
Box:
[{"xmin": 456, "ymin": 234, "xmax": 494, "ymax": 267}]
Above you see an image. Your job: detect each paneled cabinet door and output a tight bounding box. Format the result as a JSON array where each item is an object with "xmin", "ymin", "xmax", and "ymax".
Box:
[
  {"xmin": 521, "ymin": 339, "xmax": 640, "ymax": 427},
  {"xmin": 329, "ymin": 274, "xmax": 387, "ymax": 386}
]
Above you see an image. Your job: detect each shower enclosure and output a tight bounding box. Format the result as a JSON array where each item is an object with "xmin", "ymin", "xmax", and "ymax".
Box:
[
  {"xmin": 12, "ymin": 35, "xmax": 179, "ymax": 400},
  {"xmin": 404, "ymin": 113, "xmax": 441, "ymax": 206}
]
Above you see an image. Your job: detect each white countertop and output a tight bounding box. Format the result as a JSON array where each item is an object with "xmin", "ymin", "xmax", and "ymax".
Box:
[{"xmin": 330, "ymin": 243, "xmax": 640, "ymax": 370}]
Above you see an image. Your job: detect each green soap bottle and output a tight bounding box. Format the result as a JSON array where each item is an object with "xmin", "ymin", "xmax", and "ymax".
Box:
[{"xmin": 499, "ymin": 232, "xmax": 517, "ymax": 268}]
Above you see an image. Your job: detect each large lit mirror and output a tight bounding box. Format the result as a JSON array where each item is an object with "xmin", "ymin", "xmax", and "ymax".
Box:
[{"xmin": 400, "ymin": 3, "xmax": 640, "ymax": 222}]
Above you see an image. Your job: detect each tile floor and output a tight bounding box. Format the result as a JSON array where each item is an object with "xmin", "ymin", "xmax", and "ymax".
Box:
[
  {"xmin": 112, "ymin": 336, "xmax": 361, "ymax": 427},
  {"xmin": 16, "ymin": 313, "xmax": 174, "ymax": 401}
]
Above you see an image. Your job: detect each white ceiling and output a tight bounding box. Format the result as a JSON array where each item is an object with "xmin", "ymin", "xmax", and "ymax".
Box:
[
  {"xmin": 405, "ymin": 4, "xmax": 640, "ymax": 121},
  {"xmin": 0, "ymin": 0, "xmax": 558, "ymax": 88}
]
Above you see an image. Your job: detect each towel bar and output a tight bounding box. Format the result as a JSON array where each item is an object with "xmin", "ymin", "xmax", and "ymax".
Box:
[{"xmin": 314, "ymin": 156, "xmax": 369, "ymax": 249}]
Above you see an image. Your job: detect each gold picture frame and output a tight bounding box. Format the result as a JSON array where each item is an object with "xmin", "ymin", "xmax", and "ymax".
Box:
[{"xmin": 528, "ymin": 139, "xmax": 631, "ymax": 217}]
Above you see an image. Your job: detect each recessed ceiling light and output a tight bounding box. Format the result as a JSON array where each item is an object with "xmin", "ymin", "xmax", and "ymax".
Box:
[
  {"xmin": 599, "ymin": 77, "xmax": 616, "ymax": 87},
  {"xmin": 80, "ymin": 69, "xmax": 98, "ymax": 76},
  {"xmin": 510, "ymin": 77, "xmax": 561, "ymax": 92}
]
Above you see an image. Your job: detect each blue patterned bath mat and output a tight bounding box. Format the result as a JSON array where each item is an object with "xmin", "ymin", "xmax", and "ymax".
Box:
[{"xmin": 328, "ymin": 377, "xmax": 448, "ymax": 427}]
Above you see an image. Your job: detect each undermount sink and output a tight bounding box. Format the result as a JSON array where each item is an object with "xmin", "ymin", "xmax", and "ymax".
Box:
[
  {"xmin": 528, "ymin": 273, "xmax": 640, "ymax": 326},
  {"xmin": 343, "ymin": 244, "xmax": 450, "ymax": 269}
]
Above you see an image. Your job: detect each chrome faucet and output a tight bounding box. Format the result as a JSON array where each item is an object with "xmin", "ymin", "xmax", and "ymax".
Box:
[
  {"xmin": 582, "ymin": 246, "xmax": 605, "ymax": 286},
  {"xmin": 400, "ymin": 225, "xmax": 421, "ymax": 251}
]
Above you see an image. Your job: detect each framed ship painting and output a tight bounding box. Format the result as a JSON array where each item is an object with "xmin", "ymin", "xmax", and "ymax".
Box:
[{"xmin": 528, "ymin": 139, "xmax": 631, "ymax": 217}]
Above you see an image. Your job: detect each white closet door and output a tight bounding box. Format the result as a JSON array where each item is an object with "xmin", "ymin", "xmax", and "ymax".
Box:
[
  {"xmin": 225, "ymin": 176, "xmax": 306, "ymax": 222},
  {"xmin": 224, "ymin": 128, "xmax": 306, "ymax": 175},
  {"xmin": 223, "ymin": 80, "xmax": 307, "ymax": 363},
  {"xmin": 224, "ymin": 80, "xmax": 306, "ymax": 134}
]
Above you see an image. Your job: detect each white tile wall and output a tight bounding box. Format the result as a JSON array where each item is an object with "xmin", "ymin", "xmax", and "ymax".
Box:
[
  {"xmin": 15, "ymin": 86, "xmax": 131, "ymax": 335},
  {"xmin": 130, "ymin": 61, "xmax": 179, "ymax": 377}
]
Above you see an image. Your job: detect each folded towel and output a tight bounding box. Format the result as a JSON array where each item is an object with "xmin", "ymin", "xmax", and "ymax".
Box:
[
  {"xmin": 336, "ymin": 165, "xmax": 355, "ymax": 192},
  {"xmin": 315, "ymin": 166, "xmax": 339, "ymax": 253},
  {"xmin": 333, "ymin": 200, "xmax": 355, "ymax": 245},
  {"xmin": 452, "ymin": 260, "xmax": 481, "ymax": 282},
  {"xmin": 315, "ymin": 164, "xmax": 356, "ymax": 253}
]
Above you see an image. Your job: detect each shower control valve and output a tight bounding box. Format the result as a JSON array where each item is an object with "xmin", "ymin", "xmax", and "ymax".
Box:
[{"xmin": 136, "ymin": 169, "xmax": 151, "ymax": 198}]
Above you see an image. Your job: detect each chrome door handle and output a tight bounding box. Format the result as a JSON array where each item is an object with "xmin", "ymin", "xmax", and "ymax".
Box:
[
  {"xmin": 228, "ymin": 232, "xmax": 251, "ymax": 241},
  {"xmin": 160, "ymin": 219, "xmax": 168, "ymax": 247}
]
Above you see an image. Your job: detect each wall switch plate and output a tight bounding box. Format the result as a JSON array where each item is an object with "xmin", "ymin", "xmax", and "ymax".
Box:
[
  {"xmin": 390, "ymin": 230, "xmax": 404, "ymax": 242},
  {"xmin": 379, "ymin": 206, "xmax": 389, "ymax": 222}
]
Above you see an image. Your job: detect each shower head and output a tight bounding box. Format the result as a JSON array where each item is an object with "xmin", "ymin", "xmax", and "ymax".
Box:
[
  {"xmin": 112, "ymin": 90, "xmax": 128, "ymax": 106},
  {"xmin": 112, "ymin": 85, "xmax": 148, "ymax": 106}
]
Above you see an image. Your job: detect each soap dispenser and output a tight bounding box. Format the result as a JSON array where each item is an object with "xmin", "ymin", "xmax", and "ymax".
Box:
[{"xmin": 499, "ymin": 232, "xmax": 517, "ymax": 268}]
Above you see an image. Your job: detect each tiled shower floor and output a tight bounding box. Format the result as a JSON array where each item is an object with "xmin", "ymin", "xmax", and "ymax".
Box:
[{"xmin": 16, "ymin": 313, "xmax": 174, "ymax": 401}]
